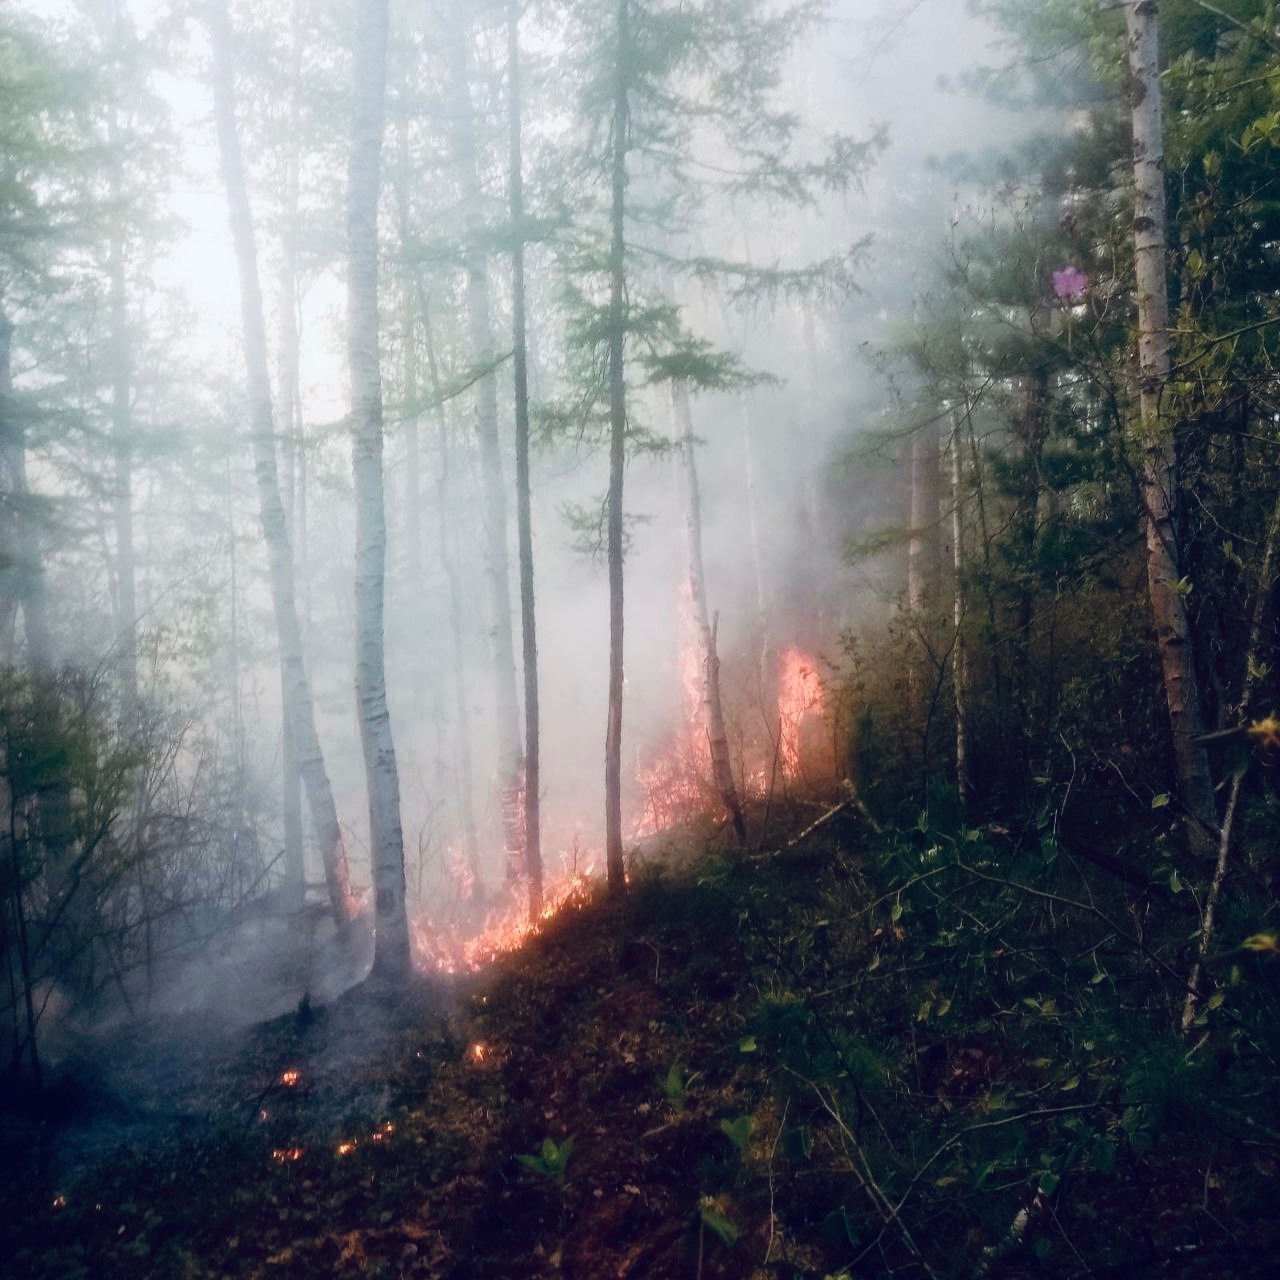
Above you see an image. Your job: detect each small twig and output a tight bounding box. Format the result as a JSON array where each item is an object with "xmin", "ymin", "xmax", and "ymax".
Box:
[
  {"xmin": 641, "ymin": 938, "xmax": 661, "ymax": 984},
  {"xmin": 813, "ymin": 1082, "xmax": 940, "ymax": 1280},
  {"xmin": 786, "ymin": 799, "xmax": 850, "ymax": 847},
  {"xmin": 765, "ymin": 1098, "xmax": 788, "ymax": 1266}
]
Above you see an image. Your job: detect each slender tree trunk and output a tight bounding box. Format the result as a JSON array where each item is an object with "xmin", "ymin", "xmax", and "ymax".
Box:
[
  {"xmin": 419, "ymin": 294, "xmax": 484, "ymax": 891},
  {"xmin": 604, "ymin": 0, "xmax": 630, "ymax": 893},
  {"xmin": 1181, "ymin": 434, "xmax": 1280, "ymax": 1029},
  {"xmin": 0, "ymin": 316, "xmax": 55, "ymax": 652},
  {"xmin": 906, "ymin": 425, "xmax": 940, "ymax": 617},
  {"xmin": 1, "ymin": 308, "xmax": 53, "ymax": 670},
  {"xmin": 349, "ymin": 0, "xmax": 410, "ymax": 983},
  {"xmin": 508, "ymin": 0, "xmax": 543, "ymax": 918},
  {"xmin": 951, "ymin": 420, "xmax": 968, "ymax": 810},
  {"xmin": 106, "ymin": 125, "xmax": 138, "ymax": 720},
  {"xmin": 673, "ymin": 384, "xmax": 746, "ymax": 841},
  {"xmin": 0, "ymin": 303, "xmax": 15, "ymax": 655},
  {"xmin": 738, "ymin": 395, "xmax": 770, "ymax": 696},
  {"xmin": 207, "ymin": 0, "xmax": 354, "ymax": 931},
  {"xmin": 1123, "ymin": 0, "xmax": 1217, "ymax": 856},
  {"xmin": 276, "ymin": 0, "xmax": 306, "ymax": 905},
  {"xmin": 393, "ymin": 120, "xmax": 425, "ymax": 643},
  {"xmin": 441, "ymin": 3, "xmax": 523, "ymax": 886}
]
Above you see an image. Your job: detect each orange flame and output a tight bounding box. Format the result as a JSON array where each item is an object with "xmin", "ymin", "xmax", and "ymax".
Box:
[
  {"xmin": 280, "ymin": 1068, "xmax": 300, "ymax": 1087},
  {"xmin": 410, "ymin": 850, "xmax": 596, "ymax": 975},
  {"xmin": 272, "ymin": 1147, "xmax": 304, "ymax": 1164},
  {"xmin": 777, "ymin": 648, "xmax": 824, "ymax": 777}
]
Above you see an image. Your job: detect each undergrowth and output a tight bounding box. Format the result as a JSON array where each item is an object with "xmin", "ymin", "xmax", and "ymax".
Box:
[{"xmin": 5, "ymin": 804, "xmax": 1279, "ymax": 1278}]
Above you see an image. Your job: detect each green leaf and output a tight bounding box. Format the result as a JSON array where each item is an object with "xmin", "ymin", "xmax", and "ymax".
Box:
[
  {"xmin": 664, "ymin": 1062, "xmax": 686, "ymax": 1111},
  {"xmin": 1152, "ymin": 793, "xmax": 1171, "ymax": 810},
  {"xmin": 698, "ymin": 1198, "xmax": 739, "ymax": 1245},
  {"xmin": 737, "ymin": 1036, "xmax": 757, "ymax": 1054},
  {"xmin": 719, "ymin": 1115, "xmax": 755, "ymax": 1157}
]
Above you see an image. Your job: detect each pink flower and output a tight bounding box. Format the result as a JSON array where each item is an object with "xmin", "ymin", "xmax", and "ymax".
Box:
[{"xmin": 1052, "ymin": 266, "xmax": 1088, "ymax": 300}]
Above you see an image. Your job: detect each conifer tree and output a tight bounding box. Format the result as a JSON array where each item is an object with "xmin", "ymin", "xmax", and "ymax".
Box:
[{"xmin": 554, "ymin": 0, "xmax": 877, "ymax": 880}]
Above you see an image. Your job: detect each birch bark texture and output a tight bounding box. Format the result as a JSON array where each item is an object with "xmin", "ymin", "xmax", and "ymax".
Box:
[
  {"xmin": 348, "ymin": 0, "xmax": 411, "ymax": 983},
  {"xmin": 275, "ymin": 0, "xmax": 306, "ymax": 902},
  {"xmin": 1123, "ymin": 0, "xmax": 1217, "ymax": 856},
  {"xmin": 206, "ymin": 0, "xmax": 354, "ymax": 930}
]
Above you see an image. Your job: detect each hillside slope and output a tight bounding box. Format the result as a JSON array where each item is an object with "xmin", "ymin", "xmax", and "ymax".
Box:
[{"xmin": 6, "ymin": 804, "xmax": 1278, "ymax": 1278}]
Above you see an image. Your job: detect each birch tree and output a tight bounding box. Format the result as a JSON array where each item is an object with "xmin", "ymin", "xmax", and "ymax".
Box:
[
  {"xmin": 206, "ymin": 0, "xmax": 354, "ymax": 932},
  {"xmin": 274, "ymin": 0, "xmax": 307, "ymax": 905},
  {"xmin": 1122, "ymin": 0, "xmax": 1217, "ymax": 856},
  {"xmin": 349, "ymin": 0, "xmax": 411, "ymax": 983}
]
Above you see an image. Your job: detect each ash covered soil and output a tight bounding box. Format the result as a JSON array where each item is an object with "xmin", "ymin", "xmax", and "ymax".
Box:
[{"xmin": 4, "ymin": 803, "xmax": 1277, "ymax": 1280}]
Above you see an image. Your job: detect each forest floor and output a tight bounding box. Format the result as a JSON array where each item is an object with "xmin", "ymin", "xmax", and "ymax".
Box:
[{"xmin": 3, "ymin": 794, "xmax": 1278, "ymax": 1279}]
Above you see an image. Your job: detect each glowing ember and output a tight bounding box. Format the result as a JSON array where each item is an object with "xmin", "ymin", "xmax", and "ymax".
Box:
[
  {"xmin": 272, "ymin": 1147, "xmax": 304, "ymax": 1164},
  {"xmin": 470, "ymin": 1042, "xmax": 488, "ymax": 1063},
  {"xmin": 280, "ymin": 1069, "xmax": 300, "ymax": 1087},
  {"xmin": 777, "ymin": 647, "xmax": 825, "ymax": 777},
  {"xmin": 52, "ymin": 1195, "xmax": 66, "ymax": 1210},
  {"xmin": 336, "ymin": 1140, "xmax": 357, "ymax": 1157}
]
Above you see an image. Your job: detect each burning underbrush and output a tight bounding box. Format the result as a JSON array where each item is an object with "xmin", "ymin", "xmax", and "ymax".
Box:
[{"xmin": 409, "ymin": 848, "xmax": 597, "ymax": 976}]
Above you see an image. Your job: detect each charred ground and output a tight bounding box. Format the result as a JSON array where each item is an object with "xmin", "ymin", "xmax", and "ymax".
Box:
[{"xmin": 4, "ymin": 798, "xmax": 1278, "ymax": 1279}]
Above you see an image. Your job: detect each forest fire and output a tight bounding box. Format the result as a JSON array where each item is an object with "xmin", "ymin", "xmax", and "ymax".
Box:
[
  {"xmin": 633, "ymin": 641, "xmax": 832, "ymax": 838},
  {"xmin": 632, "ymin": 753, "xmax": 708, "ymax": 838},
  {"xmin": 410, "ymin": 852, "xmax": 596, "ymax": 975},
  {"xmin": 279, "ymin": 1068, "xmax": 300, "ymax": 1087},
  {"xmin": 777, "ymin": 647, "xmax": 825, "ymax": 777}
]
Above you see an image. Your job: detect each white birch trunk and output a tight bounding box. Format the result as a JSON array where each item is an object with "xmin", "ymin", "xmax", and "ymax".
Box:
[
  {"xmin": 276, "ymin": 0, "xmax": 305, "ymax": 904},
  {"xmin": 206, "ymin": 0, "xmax": 354, "ymax": 932},
  {"xmin": 348, "ymin": 0, "xmax": 410, "ymax": 982},
  {"xmin": 1123, "ymin": 0, "xmax": 1217, "ymax": 856}
]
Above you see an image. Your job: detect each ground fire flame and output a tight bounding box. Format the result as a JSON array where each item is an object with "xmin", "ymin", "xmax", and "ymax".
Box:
[
  {"xmin": 409, "ymin": 644, "xmax": 827, "ymax": 970},
  {"xmin": 410, "ymin": 850, "xmax": 595, "ymax": 975}
]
